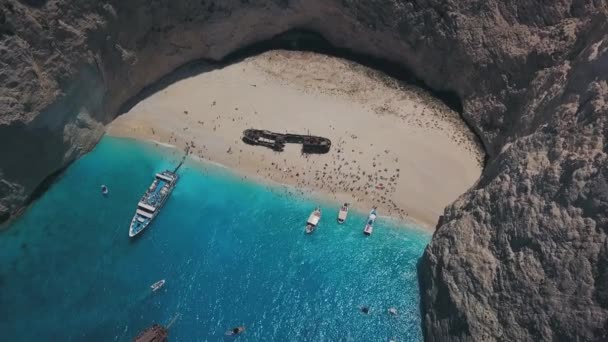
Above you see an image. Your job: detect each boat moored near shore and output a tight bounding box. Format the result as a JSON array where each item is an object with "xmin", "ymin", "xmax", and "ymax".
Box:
[
  {"xmin": 363, "ymin": 207, "xmax": 378, "ymax": 236},
  {"xmin": 129, "ymin": 171, "xmax": 178, "ymax": 237},
  {"xmin": 337, "ymin": 203, "xmax": 349, "ymax": 224},
  {"xmin": 305, "ymin": 207, "xmax": 322, "ymax": 234},
  {"xmin": 129, "ymin": 148, "xmax": 189, "ymax": 238}
]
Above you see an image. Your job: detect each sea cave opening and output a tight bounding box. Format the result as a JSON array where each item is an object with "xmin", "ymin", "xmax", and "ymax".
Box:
[
  {"xmin": 112, "ymin": 29, "xmax": 487, "ymax": 228},
  {"xmin": 1, "ymin": 28, "xmax": 490, "ymax": 342}
]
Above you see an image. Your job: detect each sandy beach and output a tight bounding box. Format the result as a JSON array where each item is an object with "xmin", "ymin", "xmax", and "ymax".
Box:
[{"xmin": 107, "ymin": 50, "xmax": 483, "ymax": 229}]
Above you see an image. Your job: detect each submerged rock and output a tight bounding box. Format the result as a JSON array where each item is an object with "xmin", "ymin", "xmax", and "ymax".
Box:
[{"xmin": 0, "ymin": 0, "xmax": 607, "ymax": 340}]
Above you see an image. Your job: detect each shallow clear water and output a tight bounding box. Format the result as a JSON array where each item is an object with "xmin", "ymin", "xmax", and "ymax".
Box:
[{"xmin": 0, "ymin": 137, "xmax": 430, "ymax": 341}]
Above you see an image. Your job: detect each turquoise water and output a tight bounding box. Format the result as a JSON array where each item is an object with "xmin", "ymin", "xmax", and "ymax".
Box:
[{"xmin": 0, "ymin": 136, "xmax": 430, "ymax": 341}]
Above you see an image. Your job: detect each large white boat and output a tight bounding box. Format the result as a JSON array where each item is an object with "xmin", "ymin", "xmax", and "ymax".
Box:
[
  {"xmin": 363, "ymin": 207, "xmax": 377, "ymax": 236},
  {"xmin": 305, "ymin": 207, "xmax": 322, "ymax": 234},
  {"xmin": 129, "ymin": 171, "xmax": 178, "ymax": 237}
]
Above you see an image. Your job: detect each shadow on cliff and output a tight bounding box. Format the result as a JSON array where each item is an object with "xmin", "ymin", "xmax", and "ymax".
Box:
[
  {"xmin": 118, "ymin": 29, "xmax": 464, "ymax": 117},
  {"xmin": 0, "ymin": 122, "xmax": 68, "ymax": 226},
  {"xmin": 117, "ymin": 29, "xmax": 488, "ymax": 168}
]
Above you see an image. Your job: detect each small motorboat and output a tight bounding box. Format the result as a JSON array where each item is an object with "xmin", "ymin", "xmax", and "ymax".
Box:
[
  {"xmin": 363, "ymin": 207, "xmax": 377, "ymax": 236},
  {"xmin": 101, "ymin": 184, "xmax": 109, "ymax": 196},
  {"xmin": 151, "ymin": 279, "xmax": 166, "ymax": 292},
  {"xmin": 337, "ymin": 203, "xmax": 349, "ymax": 224},
  {"xmin": 305, "ymin": 207, "xmax": 322, "ymax": 234},
  {"xmin": 363, "ymin": 220, "xmax": 374, "ymax": 236}
]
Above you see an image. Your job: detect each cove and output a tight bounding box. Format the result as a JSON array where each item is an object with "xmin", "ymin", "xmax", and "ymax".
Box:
[{"xmin": 0, "ymin": 136, "xmax": 430, "ymax": 341}]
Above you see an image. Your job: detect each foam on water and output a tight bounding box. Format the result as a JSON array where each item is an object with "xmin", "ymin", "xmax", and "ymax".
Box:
[{"xmin": 0, "ymin": 136, "xmax": 431, "ymax": 341}]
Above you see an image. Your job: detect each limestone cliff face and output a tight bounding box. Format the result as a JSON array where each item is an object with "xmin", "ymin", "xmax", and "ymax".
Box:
[{"xmin": 1, "ymin": 0, "xmax": 607, "ymax": 340}]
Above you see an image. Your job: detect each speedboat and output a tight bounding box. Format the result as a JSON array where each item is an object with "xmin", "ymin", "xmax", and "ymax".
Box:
[
  {"xmin": 305, "ymin": 207, "xmax": 322, "ymax": 234},
  {"xmin": 151, "ymin": 279, "xmax": 165, "ymax": 292},
  {"xmin": 363, "ymin": 219, "xmax": 374, "ymax": 235},
  {"xmin": 129, "ymin": 171, "xmax": 178, "ymax": 237},
  {"xmin": 363, "ymin": 207, "xmax": 377, "ymax": 236},
  {"xmin": 337, "ymin": 203, "xmax": 349, "ymax": 223}
]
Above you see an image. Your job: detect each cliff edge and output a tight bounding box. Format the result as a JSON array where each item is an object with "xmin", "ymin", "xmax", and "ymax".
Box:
[{"xmin": 1, "ymin": 0, "xmax": 607, "ymax": 340}]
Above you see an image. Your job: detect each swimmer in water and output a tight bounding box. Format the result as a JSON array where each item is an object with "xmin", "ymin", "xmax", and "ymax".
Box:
[
  {"xmin": 360, "ymin": 306, "xmax": 370, "ymax": 314},
  {"xmin": 225, "ymin": 326, "xmax": 245, "ymax": 336}
]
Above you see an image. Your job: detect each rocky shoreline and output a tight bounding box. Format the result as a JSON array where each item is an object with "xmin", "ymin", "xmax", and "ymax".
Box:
[{"xmin": 1, "ymin": 1, "xmax": 607, "ymax": 340}]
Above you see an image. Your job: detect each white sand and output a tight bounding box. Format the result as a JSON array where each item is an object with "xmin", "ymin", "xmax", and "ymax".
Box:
[{"xmin": 107, "ymin": 50, "xmax": 483, "ymax": 229}]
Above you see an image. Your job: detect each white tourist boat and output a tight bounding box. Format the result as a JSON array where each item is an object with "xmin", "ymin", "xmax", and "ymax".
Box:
[
  {"xmin": 129, "ymin": 171, "xmax": 178, "ymax": 237},
  {"xmin": 363, "ymin": 207, "xmax": 378, "ymax": 236},
  {"xmin": 305, "ymin": 207, "xmax": 322, "ymax": 234},
  {"xmin": 337, "ymin": 203, "xmax": 349, "ymax": 223}
]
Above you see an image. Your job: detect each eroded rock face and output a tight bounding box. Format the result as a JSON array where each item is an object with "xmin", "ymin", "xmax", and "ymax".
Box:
[
  {"xmin": 1, "ymin": 0, "xmax": 607, "ymax": 340},
  {"xmin": 417, "ymin": 8, "xmax": 608, "ymax": 342}
]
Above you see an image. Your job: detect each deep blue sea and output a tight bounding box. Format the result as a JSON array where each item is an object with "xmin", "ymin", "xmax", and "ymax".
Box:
[{"xmin": 0, "ymin": 136, "xmax": 431, "ymax": 341}]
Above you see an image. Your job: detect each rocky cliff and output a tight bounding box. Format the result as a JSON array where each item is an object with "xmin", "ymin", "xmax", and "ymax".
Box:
[{"xmin": 1, "ymin": 0, "xmax": 607, "ymax": 340}]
